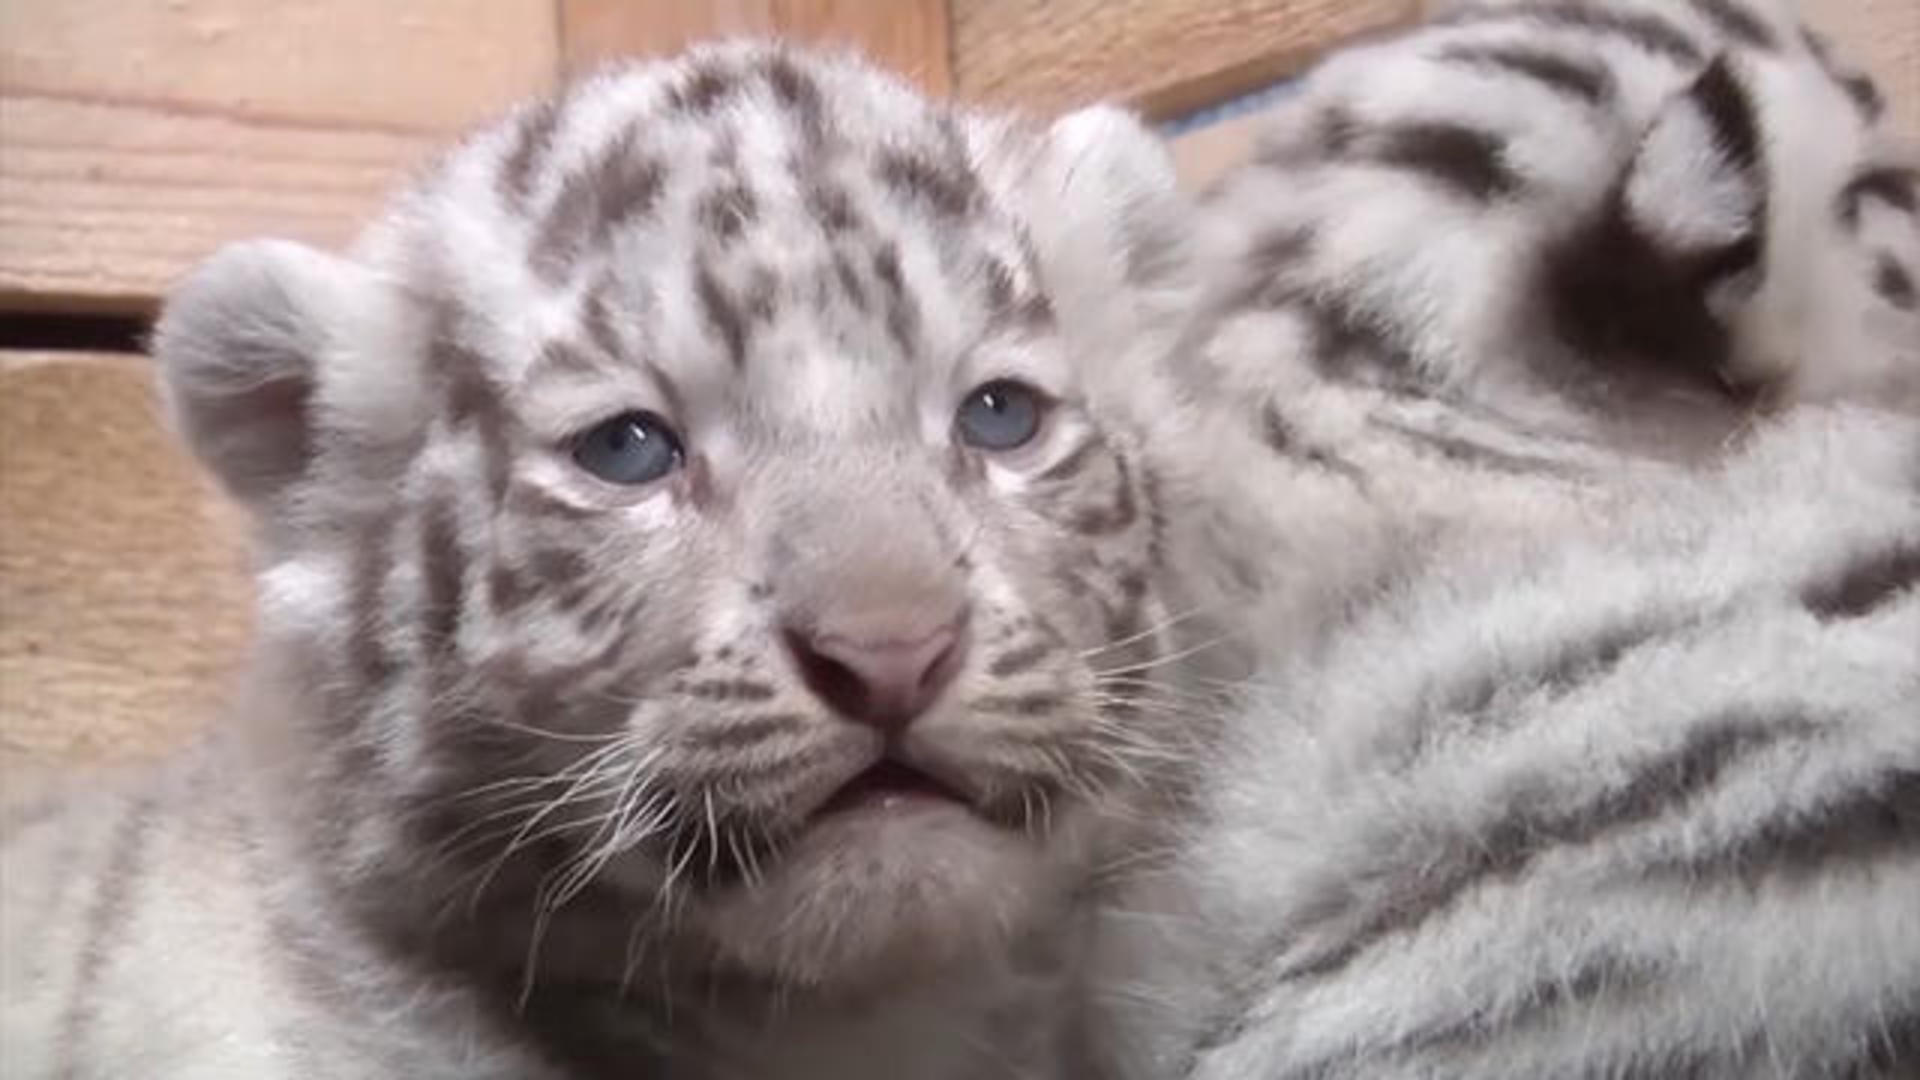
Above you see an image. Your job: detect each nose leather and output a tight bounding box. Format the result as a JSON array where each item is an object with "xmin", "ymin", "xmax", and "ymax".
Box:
[{"xmin": 785, "ymin": 611, "xmax": 969, "ymax": 731}]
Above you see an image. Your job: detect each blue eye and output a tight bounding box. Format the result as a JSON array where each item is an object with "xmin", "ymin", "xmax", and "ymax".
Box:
[
  {"xmin": 956, "ymin": 379, "xmax": 1046, "ymax": 451},
  {"xmin": 572, "ymin": 411, "xmax": 684, "ymax": 486}
]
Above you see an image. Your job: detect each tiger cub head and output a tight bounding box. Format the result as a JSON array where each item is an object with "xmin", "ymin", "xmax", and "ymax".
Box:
[{"xmin": 153, "ymin": 43, "xmax": 1202, "ymax": 995}]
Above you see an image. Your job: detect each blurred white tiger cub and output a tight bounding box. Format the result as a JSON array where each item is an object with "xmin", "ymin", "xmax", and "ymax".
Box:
[{"xmin": 1083, "ymin": 0, "xmax": 1920, "ymax": 1077}]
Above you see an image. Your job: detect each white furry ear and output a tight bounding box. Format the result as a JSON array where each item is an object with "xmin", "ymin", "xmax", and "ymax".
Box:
[
  {"xmin": 1621, "ymin": 56, "xmax": 1763, "ymax": 267},
  {"xmin": 153, "ymin": 239, "xmax": 408, "ymax": 514},
  {"xmin": 986, "ymin": 105, "xmax": 1192, "ymax": 320}
]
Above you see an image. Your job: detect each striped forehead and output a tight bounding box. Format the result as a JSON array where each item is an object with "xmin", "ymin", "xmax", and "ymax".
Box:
[{"xmin": 411, "ymin": 45, "xmax": 1053, "ymax": 425}]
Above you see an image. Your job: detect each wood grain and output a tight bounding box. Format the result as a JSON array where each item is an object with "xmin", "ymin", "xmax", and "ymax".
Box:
[
  {"xmin": 560, "ymin": 0, "xmax": 952, "ymax": 92},
  {"xmin": 0, "ymin": 0, "xmax": 558, "ymax": 314},
  {"xmin": 0, "ymin": 353, "xmax": 254, "ymax": 762},
  {"xmin": 950, "ymin": 0, "xmax": 1415, "ymax": 119}
]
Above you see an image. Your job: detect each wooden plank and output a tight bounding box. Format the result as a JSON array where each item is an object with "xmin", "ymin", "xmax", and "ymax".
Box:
[
  {"xmin": 0, "ymin": 0, "xmax": 558, "ymax": 314},
  {"xmin": 560, "ymin": 0, "xmax": 952, "ymax": 92},
  {"xmin": 0, "ymin": 352, "xmax": 253, "ymax": 762},
  {"xmin": 950, "ymin": 0, "xmax": 1415, "ymax": 119}
]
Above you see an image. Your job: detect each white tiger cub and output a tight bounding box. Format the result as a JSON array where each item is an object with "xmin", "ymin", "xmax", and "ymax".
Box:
[
  {"xmin": 1, "ymin": 44, "xmax": 1205, "ymax": 1079},
  {"xmin": 1083, "ymin": 0, "xmax": 1920, "ymax": 1076}
]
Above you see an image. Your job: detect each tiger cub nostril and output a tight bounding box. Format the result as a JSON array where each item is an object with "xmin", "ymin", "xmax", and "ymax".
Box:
[{"xmin": 782, "ymin": 611, "xmax": 970, "ymax": 731}]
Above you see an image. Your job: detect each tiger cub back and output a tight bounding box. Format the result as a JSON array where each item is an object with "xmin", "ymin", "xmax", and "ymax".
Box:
[{"xmin": 1184, "ymin": 0, "xmax": 1918, "ymax": 467}]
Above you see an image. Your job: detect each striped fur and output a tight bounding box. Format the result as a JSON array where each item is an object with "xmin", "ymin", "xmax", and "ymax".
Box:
[
  {"xmin": 1083, "ymin": 2, "xmax": 1920, "ymax": 1076},
  {"xmin": 1092, "ymin": 408, "xmax": 1920, "ymax": 1079},
  {"xmin": 1180, "ymin": 0, "xmax": 1919, "ymax": 475}
]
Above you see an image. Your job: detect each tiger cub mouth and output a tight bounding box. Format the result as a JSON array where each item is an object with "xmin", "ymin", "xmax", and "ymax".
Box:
[{"xmin": 815, "ymin": 758, "xmax": 970, "ymax": 818}]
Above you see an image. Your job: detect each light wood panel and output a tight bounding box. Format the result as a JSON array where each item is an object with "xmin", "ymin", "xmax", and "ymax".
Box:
[
  {"xmin": 951, "ymin": 0, "xmax": 1416, "ymax": 119},
  {"xmin": 560, "ymin": 0, "xmax": 952, "ymax": 91},
  {"xmin": 0, "ymin": 352, "xmax": 253, "ymax": 762},
  {"xmin": 0, "ymin": 0, "xmax": 558, "ymax": 314}
]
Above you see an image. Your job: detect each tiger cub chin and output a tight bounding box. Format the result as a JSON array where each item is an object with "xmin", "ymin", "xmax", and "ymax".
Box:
[{"xmin": 1, "ymin": 43, "xmax": 1211, "ymax": 1079}]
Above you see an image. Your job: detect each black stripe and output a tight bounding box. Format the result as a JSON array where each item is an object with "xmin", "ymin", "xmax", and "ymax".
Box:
[
  {"xmin": 1690, "ymin": 0, "xmax": 1776, "ymax": 49},
  {"xmin": 1442, "ymin": 4, "xmax": 1704, "ymax": 63},
  {"xmin": 1837, "ymin": 166, "xmax": 1920, "ymax": 229},
  {"xmin": 1875, "ymin": 255, "xmax": 1918, "ymax": 312},
  {"xmin": 1264, "ymin": 712, "xmax": 1816, "ymax": 985},
  {"xmin": 1438, "ymin": 42, "xmax": 1614, "ymax": 105},
  {"xmin": 1688, "ymin": 57, "xmax": 1763, "ymax": 173},
  {"xmin": 1803, "ymin": 544, "xmax": 1920, "ymax": 619},
  {"xmin": 1801, "ymin": 28, "xmax": 1887, "ymax": 123},
  {"xmin": 498, "ymin": 97, "xmax": 561, "ymax": 205},
  {"xmin": 693, "ymin": 261, "xmax": 748, "ymax": 369},
  {"xmin": 1647, "ymin": 766, "xmax": 1920, "ymax": 883},
  {"xmin": 1415, "ymin": 614, "xmax": 1686, "ymax": 757},
  {"xmin": 1368, "ymin": 122, "xmax": 1520, "ymax": 200}
]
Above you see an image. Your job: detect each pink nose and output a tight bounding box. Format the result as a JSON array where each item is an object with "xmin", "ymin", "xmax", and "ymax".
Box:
[{"xmin": 785, "ymin": 613, "xmax": 968, "ymax": 732}]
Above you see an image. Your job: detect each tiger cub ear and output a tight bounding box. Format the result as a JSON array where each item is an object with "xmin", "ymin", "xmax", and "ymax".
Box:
[
  {"xmin": 153, "ymin": 240, "xmax": 415, "ymax": 516},
  {"xmin": 976, "ymin": 105, "xmax": 1193, "ymax": 320},
  {"xmin": 1620, "ymin": 55, "xmax": 1766, "ymax": 299}
]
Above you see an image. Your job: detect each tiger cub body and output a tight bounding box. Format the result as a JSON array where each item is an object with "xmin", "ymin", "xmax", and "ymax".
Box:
[{"xmin": 1088, "ymin": 1, "xmax": 1920, "ymax": 1076}]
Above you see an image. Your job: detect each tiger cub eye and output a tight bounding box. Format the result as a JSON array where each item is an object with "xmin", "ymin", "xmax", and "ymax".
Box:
[
  {"xmin": 573, "ymin": 411, "xmax": 685, "ymax": 486},
  {"xmin": 956, "ymin": 380, "xmax": 1046, "ymax": 451}
]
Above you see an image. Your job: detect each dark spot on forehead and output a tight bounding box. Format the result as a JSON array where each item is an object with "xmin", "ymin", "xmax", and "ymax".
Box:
[
  {"xmin": 499, "ymin": 97, "xmax": 561, "ymax": 205},
  {"xmin": 877, "ymin": 148, "xmax": 981, "ymax": 219},
  {"xmin": 832, "ymin": 251, "xmax": 869, "ymax": 311},
  {"xmin": 982, "ymin": 258, "xmax": 1016, "ymax": 313},
  {"xmin": 531, "ymin": 126, "xmax": 665, "ymax": 284},
  {"xmin": 741, "ymin": 264, "xmax": 779, "ymax": 324},
  {"xmin": 581, "ymin": 276, "xmax": 627, "ymax": 360},
  {"xmin": 871, "ymin": 242, "xmax": 919, "ymax": 357},
  {"xmin": 673, "ymin": 64, "xmax": 739, "ymax": 113},
  {"xmin": 699, "ymin": 181, "xmax": 759, "ymax": 241},
  {"xmin": 805, "ymin": 177, "xmax": 862, "ymax": 233},
  {"xmin": 695, "ymin": 260, "xmax": 749, "ymax": 369},
  {"xmin": 764, "ymin": 52, "xmax": 828, "ymax": 143}
]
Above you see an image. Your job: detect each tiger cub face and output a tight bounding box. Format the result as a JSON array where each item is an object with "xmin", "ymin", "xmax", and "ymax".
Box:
[{"xmin": 155, "ymin": 44, "xmax": 1194, "ymax": 993}]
